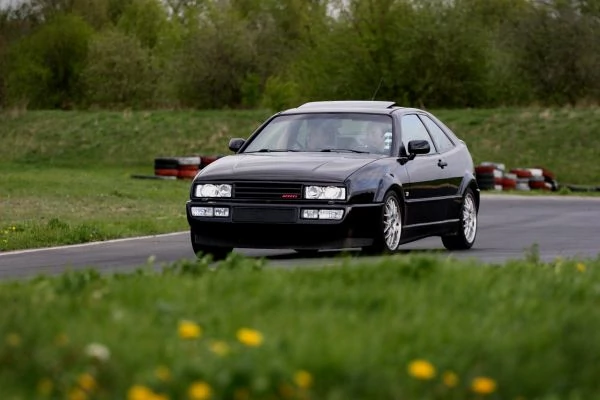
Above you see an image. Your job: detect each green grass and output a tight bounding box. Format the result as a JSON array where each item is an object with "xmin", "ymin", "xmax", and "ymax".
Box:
[
  {"xmin": 1, "ymin": 254, "xmax": 599, "ymax": 399},
  {"xmin": 0, "ymin": 165, "xmax": 190, "ymax": 251},
  {"xmin": 0, "ymin": 109, "xmax": 271, "ymax": 167},
  {"xmin": 1, "ymin": 106, "xmax": 599, "ymax": 251}
]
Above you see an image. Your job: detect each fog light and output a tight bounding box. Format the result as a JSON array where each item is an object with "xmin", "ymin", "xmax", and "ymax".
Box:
[
  {"xmin": 319, "ymin": 209, "xmax": 344, "ymax": 220},
  {"xmin": 214, "ymin": 207, "xmax": 229, "ymax": 217},
  {"xmin": 191, "ymin": 207, "xmax": 213, "ymax": 217},
  {"xmin": 302, "ymin": 209, "xmax": 319, "ymax": 219},
  {"xmin": 301, "ymin": 209, "xmax": 344, "ymax": 220}
]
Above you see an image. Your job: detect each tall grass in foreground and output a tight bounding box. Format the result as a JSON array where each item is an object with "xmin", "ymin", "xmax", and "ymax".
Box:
[{"xmin": 1, "ymin": 254, "xmax": 599, "ymax": 399}]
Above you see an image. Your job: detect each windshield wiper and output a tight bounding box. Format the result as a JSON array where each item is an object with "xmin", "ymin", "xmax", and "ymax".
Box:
[
  {"xmin": 320, "ymin": 148, "xmax": 369, "ymax": 154},
  {"xmin": 246, "ymin": 148, "xmax": 300, "ymax": 153}
]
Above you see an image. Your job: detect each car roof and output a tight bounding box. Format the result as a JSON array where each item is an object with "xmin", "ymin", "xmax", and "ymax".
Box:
[{"xmin": 279, "ymin": 100, "xmax": 421, "ymax": 116}]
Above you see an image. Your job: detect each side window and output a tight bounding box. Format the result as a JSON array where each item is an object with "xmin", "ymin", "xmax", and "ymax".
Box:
[
  {"xmin": 419, "ymin": 115, "xmax": 455, "ymax": 153},
  {"xmin": 400, "ymin": 114, "xmax": 435, "ymax": 155}
]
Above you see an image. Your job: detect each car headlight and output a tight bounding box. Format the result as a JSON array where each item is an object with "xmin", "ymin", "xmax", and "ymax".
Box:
[
  {"xmin": 304, "ymin": 185, "xmax": 346, "ymax": 200},
  {"xmin": 194, "ymin": 183, "xmax": 232, "ymax": 198}
]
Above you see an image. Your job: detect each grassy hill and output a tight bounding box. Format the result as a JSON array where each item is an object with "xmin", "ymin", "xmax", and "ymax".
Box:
[{"xmin": 1, "ymin": 107, "xmax": 599, "ymax": 184}]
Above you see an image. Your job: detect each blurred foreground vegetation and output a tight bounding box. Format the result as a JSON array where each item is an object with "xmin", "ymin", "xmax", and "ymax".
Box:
[
  {"xmin": 1, "ymin": 0, "xmax": 599, "ymax": 111},
  {"xmin": 1, "ymin": 253, "xmax": 599, "ymax": 399}
]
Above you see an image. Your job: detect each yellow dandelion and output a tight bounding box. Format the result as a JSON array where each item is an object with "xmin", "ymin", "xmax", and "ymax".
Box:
[
  {"xmin": 442, "ymin": 371, "xmax": 459, "ymax": 388},
  {"xmin": 233, "ymin": 388, "xmax": 250, "ymax": 400},
  {"xmin": 236, "ymin": 328, "xmax": 263, "ymax": 347},
  {"xmin": 188, "ymin": 381, "xmax": 212, "ymax": 400},
  {"xmin": 78, "ymin": 373, "xmax": 96, "ymax": 392},
  {"xmin": 407, "ymin": 359, "xmax": 436, "ymax": 380},
  {"xmin": 127, "ymin": 384, "xmax": 155, "ymax": 400},
  {"xmin": 37, "ymin": 378, "xmax": 53, "ymax": 396},
  {"xmin": 5, "ymin": 333, "xmax": 21, "ymax": 347},
  {"xmin": 178, "ymin": 320, "xmax": 202, "ymax": 340},
  {"xmin": 209, "ymin": 340, "xmax": 230, "ymax": 356},
  {"xmin": 471, "ymin": 376, "xmax": 497, "ymax": 395},
  {"xmin": 293, "ymin": 370, "xmax": 313, "ymax": 389},
  {"xmin": 155, "ymin": 365, "xmax": 171, "ymax": 382},
  {"xmin": 68, "ymin": 387, "xmax": 88, "ymax": 400},
  {"xmin": 576, "ymin": 263, "xmax": 586, "ymax": 273}
]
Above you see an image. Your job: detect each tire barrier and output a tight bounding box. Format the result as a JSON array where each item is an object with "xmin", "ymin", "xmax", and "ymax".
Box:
[
  {"xmin": 476, "ymin": 162, "xmax": 559, "ymax": 192},
  {"xmin": 154, "ymin": 157, "xmax": 180, "ymax": 178},
  {"xmin": 146, "ymin": 155, "xmax": 227, "ymax": 180},
  {"xmin": 176, "ymin": 156, "xmax": 202, "ymax": 180},
  {"xmin": 132, "ymin": 155, "xmax": 228, "ymax": 180}
]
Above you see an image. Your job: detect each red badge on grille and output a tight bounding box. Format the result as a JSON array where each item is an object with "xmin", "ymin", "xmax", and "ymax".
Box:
[{"xmin": 281, "ymin": 194, "xmax": 299, "ymax": 199}]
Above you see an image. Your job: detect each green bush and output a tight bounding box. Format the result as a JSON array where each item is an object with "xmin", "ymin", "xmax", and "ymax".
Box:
[
  {"xmin": 260, "ymin": 75, "xmax": 302, "ymax": 111},
  {"xmin": 5, "ymin": 13, "xmax": 93, "ymax": 109},
  {"xmin": 116, "ymin": 0, "xmax": 171, "ymax": 49},
  {"xmin": 1, "ymin": 0, "xmax": 600, "ymax": 109},
  {"xmin": 173, "ymin": 6, "xmax": 257, "ymax": 109},
  {"xmin": 81, "ymin": 29, "xmax": 158, "ymax": 109}
]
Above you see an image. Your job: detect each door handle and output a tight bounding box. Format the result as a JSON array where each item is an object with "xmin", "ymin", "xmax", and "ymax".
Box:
[{"xmin": 437, "ymin": 159, "xmax": 448, "ymax": 169}]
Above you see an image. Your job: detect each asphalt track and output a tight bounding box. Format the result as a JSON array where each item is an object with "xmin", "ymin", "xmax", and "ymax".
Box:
[{"xmin": 0, "ymin": 194, "xmax": 599, "ymax": 279}]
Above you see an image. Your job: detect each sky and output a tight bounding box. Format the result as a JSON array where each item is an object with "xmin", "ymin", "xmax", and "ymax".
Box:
[{"xmin": 0, "ymin": 0, "xmax": 21, "ymax": 9}]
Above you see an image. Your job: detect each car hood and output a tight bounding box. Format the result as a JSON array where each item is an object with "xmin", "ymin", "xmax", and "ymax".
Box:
[{"xmin": 196, "ymin": 152, "xmax": 382, "ymax": 182}]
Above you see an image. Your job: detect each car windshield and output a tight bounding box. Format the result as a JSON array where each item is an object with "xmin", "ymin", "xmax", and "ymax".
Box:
[{"xmin": 242, "ymin": 113, "xmax": 394, "ymax": 156}]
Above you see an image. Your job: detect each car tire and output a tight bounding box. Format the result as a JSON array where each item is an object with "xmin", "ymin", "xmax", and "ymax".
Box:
[
  {"xmin": 441, "ymin": 188, "xmax": 478, "ymax": 250},
  {"xmin": 362, "ymin": 190, "xmax": 403, "ymax": 254},
  {"xmin": 190, "ymin": 230, "xmax": 232, "ymax": 261}
]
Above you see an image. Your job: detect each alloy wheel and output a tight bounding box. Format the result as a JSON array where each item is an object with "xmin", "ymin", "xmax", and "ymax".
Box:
[
  {"xmin": 383, "ymin": 195, "xmax": 402, "ymax": 250},
  {"xmin": 462, "ymin": 194, "xmax": 477, "ymax": 244}
]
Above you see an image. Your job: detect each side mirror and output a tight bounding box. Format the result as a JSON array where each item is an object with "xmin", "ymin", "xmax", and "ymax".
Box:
[
  {"xmin": 407, "ymin": 140, "xmax": 430, "ymax": 157},
  {"xmin": 228, "ymin": 138, "xmax": 246, "ymax": 152}
]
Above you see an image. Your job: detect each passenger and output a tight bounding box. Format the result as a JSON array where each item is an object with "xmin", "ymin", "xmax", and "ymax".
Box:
[{"xmin": 306, "ymin": 122, "xmax": 336, "ymax": 151}]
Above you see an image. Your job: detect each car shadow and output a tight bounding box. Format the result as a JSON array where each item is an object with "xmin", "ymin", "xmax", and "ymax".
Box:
[{"xmin": 262, "ymin": 248, "xmax": 448, "ymax": 260}]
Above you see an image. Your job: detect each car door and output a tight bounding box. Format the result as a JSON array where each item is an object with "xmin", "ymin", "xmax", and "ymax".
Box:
[
  {"xmin": 418, "ymin": 113, "xmax": 468, "ymax": 219},
  {"xmin": 399, "ymin": 114, "xmax": 448, "ymax": 226}
]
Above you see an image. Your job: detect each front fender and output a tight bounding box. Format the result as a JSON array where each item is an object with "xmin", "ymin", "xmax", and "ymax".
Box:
[{"xmin": 346, "ymin": 161, "xmax": 407, "ymax": 204}]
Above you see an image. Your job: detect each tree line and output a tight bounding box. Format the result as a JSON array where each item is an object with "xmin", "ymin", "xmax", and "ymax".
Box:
[{"xmin": 0, "ymin": 0, "xmax": 599, "ymax": 110}]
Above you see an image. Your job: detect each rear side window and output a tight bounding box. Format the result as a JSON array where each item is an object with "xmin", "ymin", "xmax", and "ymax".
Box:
[
  {"xmin": 400, "ymin": 114, "xmax": 435, "ymax": 155},
  {"xmin": 419, "ymin": 115, "xmax": 455, "ymax": 153}
]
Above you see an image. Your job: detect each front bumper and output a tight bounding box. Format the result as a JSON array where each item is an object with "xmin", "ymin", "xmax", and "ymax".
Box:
[{"xmin": 186, "ymin": 201, "xmax": 382, "ymax": 249}]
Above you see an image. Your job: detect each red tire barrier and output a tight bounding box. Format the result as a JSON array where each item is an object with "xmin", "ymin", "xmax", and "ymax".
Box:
[
  {"xmin": 476, "ymin": 163, "xmax": 559, "ymax": 192},
  {"xmin": 200, "ymin": 155, "xmax": 219, "ymax": 169},
  {"xmin": 475, "ymin": 165, "xmax": 496, "ymax": 174},
  {"xmin": 178, "ymin": 169, "xmax": 199, "ymax": 179},
  {"xmin": 155, "ymin": 168, "xmax": 179, "ymax": 177},
  {"xmin": 176, "ymin": 157, "xmax": 201, "ymax": 180},
  {"xmin": 510, "ymin": 168, "xmax": 533, "ymax": 178}
]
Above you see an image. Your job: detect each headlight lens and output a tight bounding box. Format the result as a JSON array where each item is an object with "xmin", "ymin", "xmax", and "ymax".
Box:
[
  {"xmin": 304, "ymin": 185, "xmax": 346, "ymax": 200},
  {"xmin": 195, "ymin": 184, "xmax": 232, "ymax": 198}
]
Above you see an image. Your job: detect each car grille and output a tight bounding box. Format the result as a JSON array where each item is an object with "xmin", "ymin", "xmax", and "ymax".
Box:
[
  {"xmin": 233, "ymin": 207, "xmax": 297, "ymax": 223},
  {"xmin": 234, "ymin": 182, "xmax": 303, "ymax": 201}
]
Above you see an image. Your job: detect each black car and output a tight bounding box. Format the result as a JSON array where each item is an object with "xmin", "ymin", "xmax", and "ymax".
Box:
[{"xmin": 186, "ymin": 100, "xmax": 479, "ymax": 259}]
